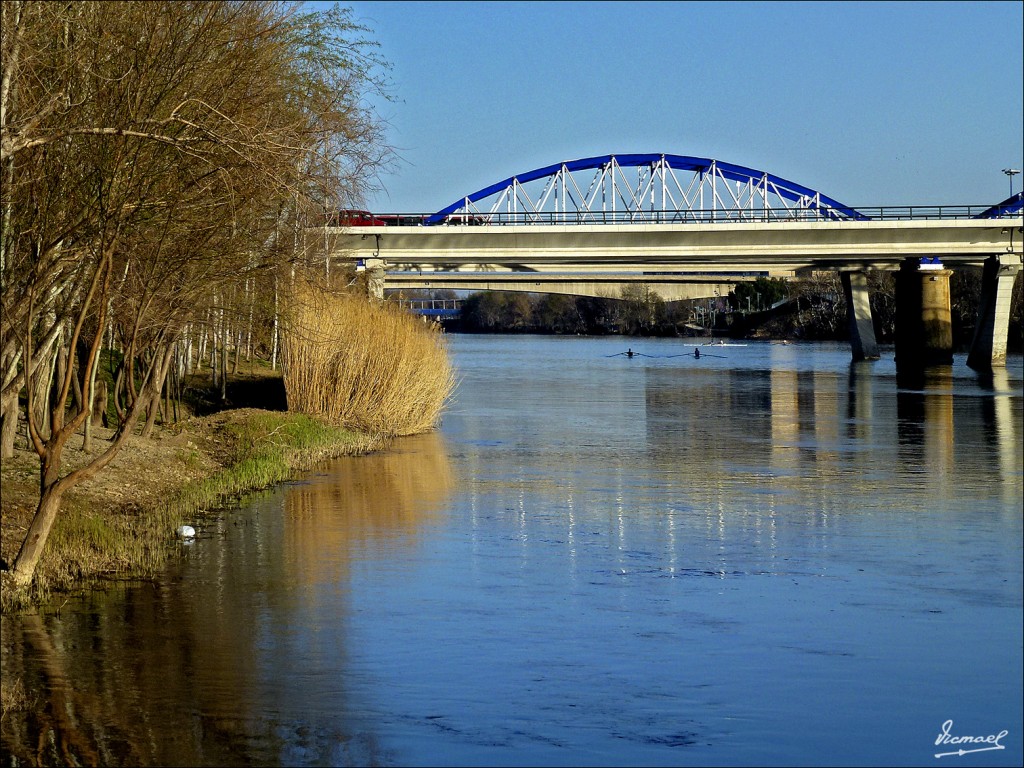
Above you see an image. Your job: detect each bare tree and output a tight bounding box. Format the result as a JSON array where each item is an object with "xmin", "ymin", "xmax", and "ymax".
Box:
[
  {"xmin": 618, "ymin": 284, "xmax": 666, "ymax": 336},
  {"xmin": 1, "ymin": 1, "xmax": 393, "ymax": 587}
]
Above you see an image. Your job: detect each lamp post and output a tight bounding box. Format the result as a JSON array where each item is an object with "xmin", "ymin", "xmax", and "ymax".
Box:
[{"xmin": 1003, "ymin": 168, "xmax": 1021, "ymax": 198}]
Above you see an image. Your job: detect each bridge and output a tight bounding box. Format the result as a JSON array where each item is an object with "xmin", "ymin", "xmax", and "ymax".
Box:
[
  {"xmin": 384, "ymin": 269, "xmax": 764, "ymax": 302},
  {"xmin": 317, "ymin": 153, "xmax": 1023, "ymax": 370},
  {"xmin": 397, "ymin": 298, "xmax": 463, "ymax": 318}
]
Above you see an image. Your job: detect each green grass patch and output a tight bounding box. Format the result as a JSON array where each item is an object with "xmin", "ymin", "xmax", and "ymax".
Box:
[
  {"xmin": 1, "ymin": 410, "xmax": 381, "ymax": 613},
  {"xmin": 166, "ymin": 412, "xmax": 376, "ymax": 518}
]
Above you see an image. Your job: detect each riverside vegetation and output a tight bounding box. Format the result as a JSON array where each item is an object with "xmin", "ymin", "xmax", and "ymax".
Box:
[
  {"xmin": 0, "ymin": 401, "xmax": 379, "ymax": 612},
  {"xmin": 0, "ymin": 1, "xmax": 419, "ymax": 598},
  {"xmin": 1, "ymin": 271, "xmax": 455, "ymax": 613},
  {"xmin": 451, "ymin": 272, "xmax": 1023, "ymax": 348},
  {"xmin": 0, "ymin": 282, "xmax": 454, "ymax": 764},
  {"xmin": 284, "ymin": 275, "xmax": 456, "ymax": 437},
  {"xmin": 0, "ymin": 1, "xmax": 459, "ymax": 746}
]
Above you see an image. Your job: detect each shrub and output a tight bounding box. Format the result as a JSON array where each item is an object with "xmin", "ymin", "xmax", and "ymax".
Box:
[{"xmin": 282, "ymin": 276, "xmax": 456, "ymax": 436}]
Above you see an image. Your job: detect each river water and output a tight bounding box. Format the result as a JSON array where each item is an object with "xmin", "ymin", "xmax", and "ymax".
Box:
[{"xmin": 2, "ymin": 336, "xmax": 1022, "ymax": 767}]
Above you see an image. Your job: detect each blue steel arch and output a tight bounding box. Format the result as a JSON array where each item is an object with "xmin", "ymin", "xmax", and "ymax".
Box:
[
  {"xmin": 976, "ymin": 192, "xmax": 1024, "ymax": 219},
  {"xmin": 425, "ymin": 153, "xmax": 866, "ymax": 224}
]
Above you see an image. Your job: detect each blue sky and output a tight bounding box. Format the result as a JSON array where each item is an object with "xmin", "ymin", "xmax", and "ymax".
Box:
[{"xmin": 318, "ymin": 1, "xmax": 1023, "ymax": 213}]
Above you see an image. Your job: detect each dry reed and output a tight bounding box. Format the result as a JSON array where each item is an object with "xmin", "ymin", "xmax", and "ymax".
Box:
[{"xmin": 281, "ymin": 277, "xmax": 456, "ymax": 436}]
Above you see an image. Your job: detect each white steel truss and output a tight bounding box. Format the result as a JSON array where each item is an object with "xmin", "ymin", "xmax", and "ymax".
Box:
[{"xmin": 431, "ymin": 154, "xmax": 857, "ymax": 224}]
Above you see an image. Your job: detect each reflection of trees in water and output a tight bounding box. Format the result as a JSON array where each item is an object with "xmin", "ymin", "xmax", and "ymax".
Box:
[
  {"xmin": 284, "ymin": 432, "xmax": 454, "ymax": 574},
  {"xmin": 2, "ymin": 614, "xmax": 107, "ymax": 766},
  {"xmin": 643, "ymin": 367, "xmax": 776, "ymax": 475},
  {"xmin": 0, "ymin": 432, "xmax": 454, "ymax": 766},
  {"xmin": 2, "ymin": 583, "xmax": 252, "ymax": 766}
]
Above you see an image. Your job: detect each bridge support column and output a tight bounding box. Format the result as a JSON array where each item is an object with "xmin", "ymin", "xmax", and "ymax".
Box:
[
  {"xmin": 967, "ymin": 254, "xmax": 1022, "ymax": 371},
  {"xmin": 840, "ymin": 271, "xmax": 879, "ymax": 361},
  {"xmin": 895, "ymin": 260, "xmax": 953, "ymax": 371},
  {"xmin": 365, "ymin": 258, "xmax": 385, "ymax": 300}
]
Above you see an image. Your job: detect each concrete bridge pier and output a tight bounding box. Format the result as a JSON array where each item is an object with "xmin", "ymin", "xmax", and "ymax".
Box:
[
  {"xmin": 840, "ymin": 270, "xmax": 880, "ymax": 361},
  {"xmin": 967, "ymin": 254, "xmax": 1021, "ymax": 371},
  {"xmin": 365, "ymin": 258, "xmax": 386, "ymax": 300},
  {"xmin": 895, "ymin": 259, "xmax": 953, "ymax": 372}
]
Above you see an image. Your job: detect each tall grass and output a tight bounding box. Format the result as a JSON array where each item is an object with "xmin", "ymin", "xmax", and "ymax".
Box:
[{"xmin": 282, "ymin": 276, "xmax": 456, "ymax": 435}]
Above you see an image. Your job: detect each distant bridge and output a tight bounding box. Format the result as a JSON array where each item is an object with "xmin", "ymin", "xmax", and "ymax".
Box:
[
  {"xmin": 316, "ymin": 153, "xmax": 1022, "ymax": 369},
  {"xmin": 397, "ymin": 298, "xmax": 463, "ymax": 318},
  {"xmin": 385, "ymin": 269, "xmax": 764, "ymax": 302}
]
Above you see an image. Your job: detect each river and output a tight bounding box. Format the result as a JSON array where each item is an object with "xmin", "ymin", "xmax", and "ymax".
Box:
[{"xmin": 2, "ymin": 336, "xmax": 1022, "ymax": 767}]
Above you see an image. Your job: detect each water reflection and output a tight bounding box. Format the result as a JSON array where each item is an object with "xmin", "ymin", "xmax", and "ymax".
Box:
[
  {"xmin": 1, "ymin": 434, "xmax": 453, "ymax": 767},
  {"xmin": 2, "ymin": 579, "xmax": 269, "ymax": 766},
  {"xmin": 640, "ymin": 357, "xmax": 1022, "ymax": 552},
  {"xmin": 977, "ymin": 368, "xmax": 1022, "ymax": 507},
  {"xmin": 3, "ymin": 339, "xmax": 1021, "ymax": 767},
  {"xmin": 846, "ymin": 361, "xmax": 875, "ymax": 442},
  {"xmin": 284, "ymin": 432, "xmax": 453, "ymax": 577}
]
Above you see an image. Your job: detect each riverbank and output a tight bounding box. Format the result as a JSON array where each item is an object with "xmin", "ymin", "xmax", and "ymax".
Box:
[{"xmin": 0, "ymin": 407, "xmax": 384, "ymax": 613}]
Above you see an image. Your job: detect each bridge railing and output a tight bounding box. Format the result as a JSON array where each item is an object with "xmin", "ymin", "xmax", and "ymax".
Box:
[
  {"xmin": 366, "ymin": 205, "xmax": 1019, "ymax": 226},
  {"xmin": 852, "ymin": 205, "xmax": 1021, "ymax": 220},
  {"xmin": 395, "ymin": 298, "xmax": 463, "ymax": 312}
]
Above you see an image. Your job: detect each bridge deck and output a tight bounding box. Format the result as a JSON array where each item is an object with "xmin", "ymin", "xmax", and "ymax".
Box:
[{"xmin": 326, "ymin": 217, "xmax": 1022, "ymax": 271}]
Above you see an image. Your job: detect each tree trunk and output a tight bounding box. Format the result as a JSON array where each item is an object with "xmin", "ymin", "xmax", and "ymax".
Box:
[
  {"xmin": 220, "ymin": 330, "xmax": 228, "ymax": 403},
  {"xmin": 52, "ymin": 342, "xmax": 68, "ymax": 416},
  {"xmin": 245, "ymin": 278, "xmax": 254, "ymax": 362},
  {"xmin": 0, "ymin": 388, "xmax": 19, "ymax": 458},
  {"xmin": 233, "ymin": 327, "xmax": 242, "ymax": 374},
  {"xmin": 194, "ymin": 322, "xmax": 206, "ymax": 375},
  {"xmin": 82, "ymin": 355, "xmax": 102, "ymax": 450},
  {"xmin": 30, "ymin": 344, "xmax": 58, "ymax": 441},
  {"xmin": 271, "ymin": 276, "xmax": 279, "ymax": 370},
  {"xmin": 0, "ymin": 346, "xmax": 24, "ymax": 457},
  {"xmin": 210, "ymin": 330, "xmax": 218, "ymax": 389},
  {"xmin": 70, "ymin": 352, "xmax": 83, "ymax": 419},
  {"xmin": 91, "ymin": 379, "xmax": 108, "ymax": 427},
  {"xmin": 9, "ymin": 478, "xmax": 66, "ymax": 587},
  {"xmin": 140, "ymin": 345, "xmax": 174, "ymax": 438},
  {"xmin": 111, "ymin": 362, "xmax": 125, "ymax": 425},
  {"xmin": 11, "ymin": 385, "xmax": 140, "ymax": 587}
]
